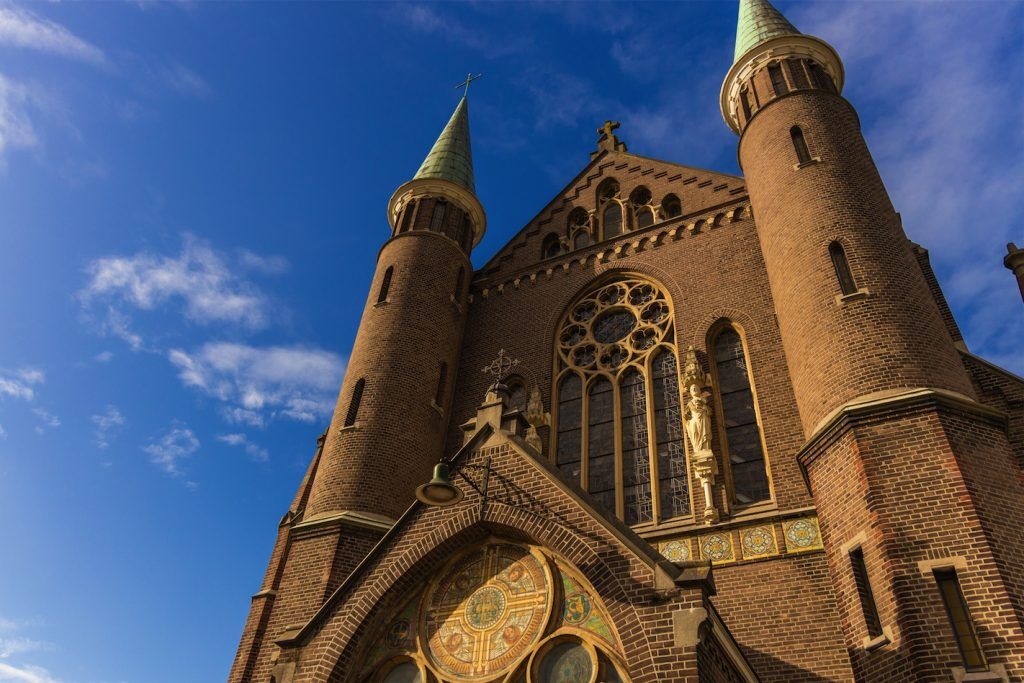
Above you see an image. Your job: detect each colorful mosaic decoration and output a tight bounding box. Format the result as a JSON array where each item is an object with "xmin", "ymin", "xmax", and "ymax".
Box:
[
  {"xmin": 423, "ymin": 544, "xmax": 551, "ymax": 680},
  {"xmin": 537, "ymin": 641, "xmax": 594, "ymax": 682},
  {"xmin": 740, "ymin": 524, "xmax": 777, "ymax": 559},
  {"xmin": 699, "ymin": 532, "xmax": 735, "ymax": 564},
  {"xmin": 557, "ymin": 573, "xmax": 616, "ymax": 649},
  {"xmin": 361, "ymin": 593, "xmax": 421, "ymax": 677},
  {"xmin": 783, "ymin": 517, "xmax": 823, "ymax": 553},
  {"xmin": 660, "ymin": 539, "xmax": 692, "ymax": 563}
]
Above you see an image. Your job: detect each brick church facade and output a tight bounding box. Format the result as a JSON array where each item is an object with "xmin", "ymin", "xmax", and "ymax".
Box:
[{"xmin": 229, "ymin": 1, "xmax": 1024, "ymax": 681}]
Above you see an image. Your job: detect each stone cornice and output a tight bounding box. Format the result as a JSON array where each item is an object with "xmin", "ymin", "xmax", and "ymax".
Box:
[
  {"xmin": 797, "ymin": 387, "xmax": 1008, "ymax": 473},
  {"xmin": 292, "ymin": 509, "xmax": 397, "ymax": 535}
]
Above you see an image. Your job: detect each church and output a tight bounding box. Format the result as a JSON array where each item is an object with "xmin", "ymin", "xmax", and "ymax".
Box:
[{"xmin": 229, "ymin": 1, "xmax": 1024, "ymax": 681}]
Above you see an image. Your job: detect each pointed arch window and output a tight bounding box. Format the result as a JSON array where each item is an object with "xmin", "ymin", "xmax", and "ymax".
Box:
[
  {"xmin": 768, "ymin": 63, "xmax": 789, "ymax": 96},
  {"xmin": 507, "ymin": 375, "xmax": 528, "ymax": 412},
  {"xmin": 553, "ymin": 278, "xmax": 689, "ymax": 525},
  {"xmin": 399, "ymin": 200, "xmax": 416, "ymax": 233},
  {"xmin": 602, "ymin": 203, "xmax": 623, "ymax": 240},
  {"xmin": 568, "ymin": 207, "xmax": 591, "ymax": 251},
  {"xmin": 660, "ymin": 194, "xmax": 682, "ymax": 220},
  {"xmin": 542, "ymin": 233, "xmax": 563, "ymax": 260},
  {"xmin": 344, "ymin": 378, "xmax": 365, "ymax": 427},
  {"xmin": 630, "ymin": 186, "xmax": 655, "ymax": 230},
  {"xmin": 791, "ymin": 126, "xmax": 812, "ymax": 164},
  {"xmin": 712, "ymin": 327, "xmax": 770, "ymax": 505},
  {"xmin": 829, "ymin": 241, "xmax": 858, "ymax": 295},
  {"xmin": 378, "ymin": 266, "xmax": 393, "ymax": 304}
]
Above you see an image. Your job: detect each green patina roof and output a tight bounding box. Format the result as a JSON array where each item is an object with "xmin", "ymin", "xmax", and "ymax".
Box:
[
  {"xmin": 734, "ymin": 0, "xmax": 800, "ymax": 62},
  {"xmin": 414, "ymin": 96, "xmax": 475, "ymax": 193}
]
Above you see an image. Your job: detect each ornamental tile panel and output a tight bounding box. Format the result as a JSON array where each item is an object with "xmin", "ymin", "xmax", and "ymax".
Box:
[
  {"xmin": 782, "ymin": 516, "xmax": 823, "ymax": 553},
  {"xmin": 699, "ymin": 532, "xmax": 735, "ymax": 564},
  {"xmin": 660, "ymin": 539, "xmax": 693, "ymax": 563},
  {"xmin": 739, "ymin": 524, "xmax": 778, "ymax": 560}
]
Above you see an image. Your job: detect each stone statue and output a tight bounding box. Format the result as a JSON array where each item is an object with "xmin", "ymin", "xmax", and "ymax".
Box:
[
  {"xmin": 682, "ymin": 346, "xmax": 719, "ymax": 525},
  {"xmin": 524, "ymin": 386, "xmax": 550, "ymax": 453}
]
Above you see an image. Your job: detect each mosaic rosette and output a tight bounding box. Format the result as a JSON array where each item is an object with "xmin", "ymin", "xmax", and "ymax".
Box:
[
  {"xmin": 699, "ymin": 532, "xmax": 735, "ymax": 564},
  {"xmin": 557, "ymin": 573, "xmax": 616, "ymax": 649},
  {"xmin": 423, "ymin": 544, "xmax": 552, "ymax": 680},
  {"xmin": 783, "ymin": 517, "xmax": 823, "ymax": 553},
  {"xmin": 740, "ymin": 525, "xmax": 777, "ymax": 559},
  {"xmin": 660, "ymin": 539, "xmax": 692, "ymax": 563}
]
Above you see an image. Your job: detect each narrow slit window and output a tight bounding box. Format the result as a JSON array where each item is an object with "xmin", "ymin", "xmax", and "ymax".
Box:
[
  {"xmin": 768, "ymin": 64, "xmax": 788, "ymax": 96},
  {"xmin": 429, "ymin": 199, "xmax": 447, "ymax": 233},
  {"xmin": 378, "ymin": 266, "xmax": 393, "ymax": 304},
  {"xmin": 454, "ymin": 267, "xmax": 465, "ymax": 299},
  {"xmin": 434, "ymin": 362, "xmax": 448, "ymax": 406},
  {"xmin": 934, "ymin": 569, "xmax": 987, "ymax": 672},
  {"xmin": 791, "ymin": 126, "xmax": 812, "ymax": 164},
  {"xmin": 344, "ymin": 378, "xmax": 365, "ymax": 427},
  {"xmin": 829, "ymin": 241, "xmax": 858, "ymax": 295},
  {"xmin": 740, "ymin": 87, "xmax": 753, "ymax": 121},
  {"xmin": 850, "ymin": 547, "xmax": 883, "ymax": 639},
  {"xmin": 714, "ymin": 328, "xmax": 770, "ymax": 505}
]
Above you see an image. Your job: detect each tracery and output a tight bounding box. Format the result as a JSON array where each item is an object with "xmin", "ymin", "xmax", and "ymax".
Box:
[{"xmin": 553, "ymin": 277, "xmax": 691, "ymax": 525}]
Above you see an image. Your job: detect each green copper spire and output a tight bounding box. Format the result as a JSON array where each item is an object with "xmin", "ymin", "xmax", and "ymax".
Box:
[
  {"xmin": 734, "ymin": 0, "xmax": 800, "ymax": 62},
  {"xmin": 414, "ymin": 96, "xmax": 475, "ymax": 193}
]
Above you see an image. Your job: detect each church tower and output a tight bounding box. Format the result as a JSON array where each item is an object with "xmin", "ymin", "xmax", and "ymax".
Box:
[
  {"xmin": 229, "ymin": 96, "xmax": 484, "ymax": 683},
  {"xmin": 723, "ymin": 1, "xmax": 1024, "ymax": 680},
  {"xmin": 305, "ymin": 95, "xmax": 484, "ymax": 523}
]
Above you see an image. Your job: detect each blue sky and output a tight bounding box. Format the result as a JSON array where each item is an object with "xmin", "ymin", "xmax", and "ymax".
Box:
[{"xmin": 0, "ymin": 2, "xmax": 1020, "ymax": 682}]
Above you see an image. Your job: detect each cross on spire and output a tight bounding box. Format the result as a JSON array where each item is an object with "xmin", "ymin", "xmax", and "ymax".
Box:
[
  {"xmin": 455, "ymin": 73, "xmax": 483, "ymax": 98},
  {"xmin": 481, "ymin": 348, "xmax": 520, "ymax": 384},
  {"xmin": 598, "ymin": 120, "xmax": 620, "ymax": 138}
]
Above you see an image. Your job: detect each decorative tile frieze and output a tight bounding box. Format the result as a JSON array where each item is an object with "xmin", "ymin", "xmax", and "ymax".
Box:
[
  {"xmin": 739, "ymin": 524, "xmax": 777, "ymax": 560},
  {"xmin": 699, "ymin": 532, "xmax": 736, "ymax": 564},
  {"xmin": 782, "ymin": 516, "xmax": 823, "ymax": 553},
  {"xmin": 660, "ymin": 539, "xmax": 693, "ymax": 563}
]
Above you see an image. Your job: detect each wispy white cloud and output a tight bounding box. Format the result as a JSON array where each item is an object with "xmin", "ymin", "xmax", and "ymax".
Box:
[
  {"xmin": 392, "ymin": 4, "xmax": 533, "ymax": 58},
  {"xmin": 94, "ymin": 351, "xmax": 114, "ymax": 363},
  {"xmin": 0, "ymin": 73, "xmax": 41, "ymax": 171},
  {"xmin": 168, "ymin": 342, "xmax": 343, "ymax": 424},
  {"xmin": 142, "ymin": 423, "xmax": 198, "ymax": 478},
  {"xmin": 80, "ymin": 235, "xmax": 283, "ymax": 348},
  {"xmin": 0, "ymin": 662, "xmax": 61, "ymax": 683},
  {"xmin": 0, "ymin": 636, "xmax": 50, "ymax": 660},
  {"xmin": 238, "ymin": 250, "xmax": 289, "ymax": 276},
  {"xmin": 0, "ymin": 424, "xmax": 6, "ymax": 439},
  {"xmin": 0, "ymin": 368, "xmax": 44, "ymax": 401},
  {"xmin": 154, "ymin": 61, "xmax": 211, "ymax": 98},
  {"xmin": 31, "ymin": 408, "xmax": 60, "ymax": 434},
  {"xmin": 793, "ymin": 0, "xmax": 1024, "ymax": 375},
  {"xmin": 91, "ymin": 405, "xmax": 125, "ymax": 450},
  {"xmin": 0, "ymin": 5, "xmax": 106, "ymax": 67},
  {"xmin": 216, "ymin": 433, "xmax": 268, "ymax": 462}
]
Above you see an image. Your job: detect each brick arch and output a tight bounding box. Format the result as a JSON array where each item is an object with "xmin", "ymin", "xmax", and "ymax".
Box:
[
  {"xmin": 690, "ymin": 308, "xmax": 764, "ymax": 350},
  {"xmin": 310, "ymin": 506, "xmax": 657, "ymax": 683}
]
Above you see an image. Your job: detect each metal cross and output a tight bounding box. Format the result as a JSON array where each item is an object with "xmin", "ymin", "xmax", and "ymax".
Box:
[
  {"xmin": 455, "ymin": 73, "xmax": 483, "ymax": 97},
  {"xmin": 481, "ymin": 348, "xmax": 520, "ymax": 383}
]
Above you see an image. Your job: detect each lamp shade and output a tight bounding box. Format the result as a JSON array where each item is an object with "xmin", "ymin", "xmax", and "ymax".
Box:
[{"xmin": 415, "ymin": 462, "xmax": 464, "ymax": 507}]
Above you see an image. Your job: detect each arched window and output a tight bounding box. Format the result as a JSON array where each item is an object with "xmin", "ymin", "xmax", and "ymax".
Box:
[
  {"xmin": 453, "ymin": 266, "xmax": 465, "ymax": 300},
  {"xmin": 630, "ymin": 186, "xmax": 655, "ymax": 229},
  {"xmin": 399, "ymin": 200, "xmax": 416, "ymax": 233},
  {"xmin": 553, "ymin": 278, "xmax": 685, "ymax": 525},
  {"xmin": 791, "ymin": 125, "xmax": 812, "ymax": 164},
  {"xmin": 434, "ymin": 362, "xmax": 448, "ymax": 406},
  {"xmin": 555, "ymin": 373, "xmax": 583, "ymax": 482},
  {"xmin": 507, "ymin": 376, "xmax": 528, "ymax": 412},
  {"xmin": 573, "ymin": 231, "xmax": 592, "ymax": 250},
  {"xmin": 378, "ymin": 266, "xmax": 393, "ymax": 304},
  {"xmin": 567, "ymin": 207, "xmax": 591, "ymax": 250},
  {"xmin": 829, "ymin": 241, "xmax": 857, "ymax": 295},
  {"xmin": 596, "ymin": 177, "xmax": 619, "ymax": 203},
  {"xmin": 542, "ymin": 233, "xmax": 562, "ymax": 260},
  {"xmin": 660, "ymin": 194, "xmax": 682, "ymax": 220},
  {"xmin": 344, "ymin": 378, "xmax": 365, "ymax": 427},
  {"xmin": 429, "ymin": 199, "xmax": 447, "ymax": 233},
  {"xmin": 712, "ymin": 327, "xmax": 770, "ymax": 505},
  {"xmin": 602, "ymin": 202, "xmax": 623, "ymax": 240}
]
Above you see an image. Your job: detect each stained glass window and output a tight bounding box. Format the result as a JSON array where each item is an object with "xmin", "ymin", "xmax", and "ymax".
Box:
[
  {"xmin": 653, "ymin": 349, "xmax": 689, "ymax": 519},
  {"xmin": 620, "ymin": 370, "xmax": 652, "ymax": 525},
  {"xmin": 537, "ymin": 641, "xmax": 593, "ymax": 683},
  {"xmin": 556, "ymin": 374, "xmax": 583, "ymax": 482},
  {"xmin": 714, "ymin": 328, "xmax": 770, "ymax": 504},
  {"xmin": 382, "ymin": 660, "xmax": 421, "ymax": 683},
  {"xmin": 636, "ymin": 207, "xmax": 654, "ymax": 229},
  {"xmin": 587, "ymin": 378, "xmax": 616, "ymax": 514},
  {"xmin": 602, "ymin": 203, "xmax": 623, "ymax": 240}
]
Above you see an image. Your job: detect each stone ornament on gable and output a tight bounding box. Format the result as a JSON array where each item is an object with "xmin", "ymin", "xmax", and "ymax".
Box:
[
  {"xmin": 682, "ymin": 345, "xmax": 719, "ymax": 525},
  {"xmin": 524, "ymin": 386, "xmax": 551, "ymax": 453}
]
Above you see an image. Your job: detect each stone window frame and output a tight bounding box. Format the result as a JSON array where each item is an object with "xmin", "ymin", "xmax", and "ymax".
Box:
[
  {"xmin": 550, "ymin": 275, "xmax": 695, "ymax": 527},
  {"xmin": 839, "ymin": 532, "xmax": 892, "ymax": 651},
  {"xmin": 706, "ymin": 320, "xmax": 775, "ymax": 514}
]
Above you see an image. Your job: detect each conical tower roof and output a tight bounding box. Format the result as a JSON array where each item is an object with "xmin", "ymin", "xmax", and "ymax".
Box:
[
  {"xmin": 414, "ymin": 96, "xmax": 475, "ymax": 193},
  {"xmin": 733, "ymin": 0, "xmax": 800, "ymax": 62}
]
